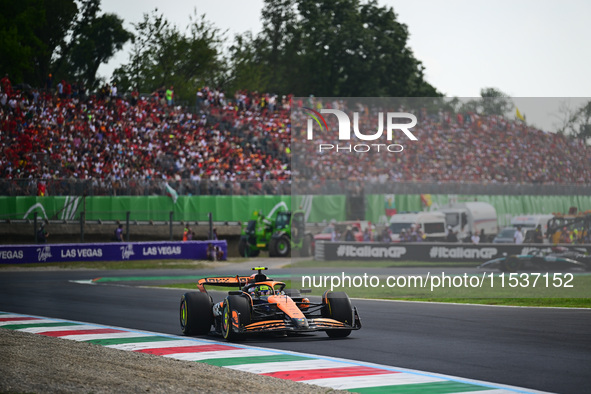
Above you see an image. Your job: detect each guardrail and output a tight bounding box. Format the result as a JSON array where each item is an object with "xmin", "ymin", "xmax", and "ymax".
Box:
[{"xmin": 3, "ymin": 179, "xmax": 591, "ymax": 196}]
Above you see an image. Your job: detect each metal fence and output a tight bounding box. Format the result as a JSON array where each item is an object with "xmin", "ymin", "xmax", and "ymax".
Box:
[{"xmin": 2, "ymin": 178, "xmax": 590, "ymax": 197}]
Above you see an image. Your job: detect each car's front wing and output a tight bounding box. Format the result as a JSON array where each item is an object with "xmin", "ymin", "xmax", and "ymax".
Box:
[{"xmin": 235, "ymin": 308, "xmax": 362, "ymax": 334}]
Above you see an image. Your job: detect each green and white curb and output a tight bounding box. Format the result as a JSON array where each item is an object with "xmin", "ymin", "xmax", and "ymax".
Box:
[{"xmin": 0, "ymin": 312, "xmax": 547, "ymax": 393}]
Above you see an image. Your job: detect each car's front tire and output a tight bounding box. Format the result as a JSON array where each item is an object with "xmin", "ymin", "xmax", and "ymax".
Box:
[
  {"xmin": 322, "ymin": 291, "xmax": 353, "ymax": 338},
  {"xmin": 501, "ymin": 255, "xmax": 521, "ymax": 272},
  {"xmin": 221, "ymin": 294, "xmax": 251, "ymax": 341}
]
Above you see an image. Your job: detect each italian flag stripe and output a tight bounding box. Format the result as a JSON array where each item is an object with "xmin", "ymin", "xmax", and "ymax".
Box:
[
  {"xmin": 196, "ymin": 354, "xmax": 311, "ymax": 367},
  {"xmin": 84, "ymin": 336, "xmax": 179, "ymax": 346},
  {"xmin": 0, "ymin": 312, "xmax": 528, "ymax": 393},
  {"xmin": 261, "ymin": 365, "xmax": 396, "ymax": 381},
  {"xmin": 350, "ymin": 380, "xmax": 497, "ymax": 393},
  {"xmin": 136, "ymin": 344, "xmax": 236, "ymax": 355}
]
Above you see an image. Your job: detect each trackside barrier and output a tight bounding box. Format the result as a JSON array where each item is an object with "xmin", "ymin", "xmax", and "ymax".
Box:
[
  {"xmin": 315, "ymin": 241, "xmax": 591, "ymax": 263},
  {"xmin": 0, "ymin": 240, "xmax": 227, "ymax": 264}
]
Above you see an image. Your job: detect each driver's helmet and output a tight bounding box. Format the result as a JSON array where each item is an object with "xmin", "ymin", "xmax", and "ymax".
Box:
[{"xmin": 250, "ymin": 284, "xmax": 273, "ymax": 297}]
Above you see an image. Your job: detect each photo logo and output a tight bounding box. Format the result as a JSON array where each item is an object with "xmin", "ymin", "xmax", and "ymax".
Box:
[
  {"xmin": 303, "ymin": 107, "xmax": 417, "ymax": 153},
  {"xmin": 303, "ymin": 107, "xmax": 329, "ymax": 136}
]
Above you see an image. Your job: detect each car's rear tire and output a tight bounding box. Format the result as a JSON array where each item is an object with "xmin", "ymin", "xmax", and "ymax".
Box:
[
  {"xmin": 180, "ymin": 292, "xmax": 213, "ymax": 335},
  {"xmin": 222, "ymin": 294, "xmax": 251, "ymax": 341},
  {"xmin": 501, "ymin": 255, "xmax": 521, "ymax": 273},
  {"xmin": 322, "ymin": 291, "xmax": 353, "ymax": 338}
]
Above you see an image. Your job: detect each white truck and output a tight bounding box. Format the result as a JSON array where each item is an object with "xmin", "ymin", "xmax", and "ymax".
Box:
[
  {"xmin": 388, "ymin": 212, "xmax": 447, "ymax": 242},
  {"xmin": 437, "ymin": 202, "xmax": 498, "ymax": 242},
  {"xmin": 510, "ymin": 214, "xmax": 553, "ymax": 242}
]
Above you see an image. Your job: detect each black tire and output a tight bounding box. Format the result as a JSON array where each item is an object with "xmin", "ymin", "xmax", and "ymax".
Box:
[
  {"xmin": 180, "ymin": 292, "xmax": 213, "ymax": 335},
  {"xmin": 501, "ymin": 255, "xmax": 521, "ymax": 273},
  {"xmin": 322, "ymin": 291, "xmax": 353, "ymax": 338},
  {"xmin": 221, "ymin": 294, "xmax": 251, "ymax": 341},
  {"xmin": 301, "ymin": 234, "xmax": 313, "ymax": 257},
  {"xmin": 272, "ymin": 235, "xmax": 291, "ymax": 257}
]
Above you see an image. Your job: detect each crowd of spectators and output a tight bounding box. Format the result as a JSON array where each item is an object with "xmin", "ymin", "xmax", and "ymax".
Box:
[
  {"xmin": 0, "ymin": 76, "xmax": 291, "ymax": 196},
  {"xmin": 2, "ymin": 74, "xmax": 591, "ymax": 197},
  {"xmin": 291, "ymin": 98, "xmax": 591, "ymax": 193}
]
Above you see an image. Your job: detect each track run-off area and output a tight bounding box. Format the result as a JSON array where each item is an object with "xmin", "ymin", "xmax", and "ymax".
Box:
[{"xmin": 1, "ymin": 264, "xmax": 590, "ymax": 393}]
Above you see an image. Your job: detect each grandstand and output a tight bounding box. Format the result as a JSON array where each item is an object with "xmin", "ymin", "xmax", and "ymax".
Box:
[{"xmin": 1, "ymin": 82, "xmax": 591, "ymax": 197}]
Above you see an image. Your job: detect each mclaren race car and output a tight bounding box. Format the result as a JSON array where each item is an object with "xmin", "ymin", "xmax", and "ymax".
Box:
[
  {"xmin": 180, "ymin": 267, "xmax": 361, "ymax": 340},
  {"xmin": 479, "ymin": 248, "xmax": 588, "ymax": 272}
]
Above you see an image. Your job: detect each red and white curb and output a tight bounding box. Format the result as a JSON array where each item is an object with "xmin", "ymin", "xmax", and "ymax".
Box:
[{"xmin": 0, "ymin": 312, "xmax": 548, "ymax": 394}]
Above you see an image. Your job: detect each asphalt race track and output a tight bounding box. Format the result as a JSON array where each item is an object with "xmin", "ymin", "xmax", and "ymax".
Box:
[{"xmin": 1, "ymin": 267, "xmax": 590, "ymax": 393}]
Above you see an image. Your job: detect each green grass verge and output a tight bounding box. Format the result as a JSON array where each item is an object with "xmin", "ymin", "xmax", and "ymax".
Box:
[
  {"xmin": 284, "ymin": 260, "xmax": 480, "ymax": 268},
  {"xmin": 158, "ymin": 275, "xmax": 591, "ymax": 308}
]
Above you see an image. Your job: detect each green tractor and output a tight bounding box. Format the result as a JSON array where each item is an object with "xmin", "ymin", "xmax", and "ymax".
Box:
[{"xmin": 238, "ymin": 210, "xmax": 314, "ymax": 258}]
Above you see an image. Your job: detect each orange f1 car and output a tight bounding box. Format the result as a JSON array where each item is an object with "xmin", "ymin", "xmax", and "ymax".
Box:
[{"xmin": 180, "ymin": 267, "xmax": 361, "ymax": 340}]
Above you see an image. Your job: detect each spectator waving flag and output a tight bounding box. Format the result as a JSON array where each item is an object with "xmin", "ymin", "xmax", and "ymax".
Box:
[
  {"xmin": 164, "ymin": 183, "xmax": 178, "ymax": 204},
  {"xmin": 516, "ymin": 107, "xmax": 525, "ymax": 122}
]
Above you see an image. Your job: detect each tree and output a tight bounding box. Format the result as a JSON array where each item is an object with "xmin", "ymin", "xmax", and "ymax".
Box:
[
  {"xmin": 59, "ymin": 13, "xmax": 131, "ymax": 89},
  {"xmin": 227, "ymin": 0, "xmax": 439, "ymax": 97},
  {"xmin": 556, "ymin": 100, "xmax": 591, "ymax": 143},
  {"xmin": 0, "ymin": 2, "xmax": 44, "ymax": 83},
  {"xmin": 0, "ymin": 0, "xmax": 130, "ymax": 89},
  {"xmin": 0, "ymin": 0, "xmax": 77, "ymax": 86},
  {"xmin": 227, "ymin": 32, "xmax": 270, "ymax": 93},
  {"xmin": 479, "ymin": 87, "xmax": 514, "ymax": 116},
  {"xmin": 112, "ymin": 9, "xmax": 224, "ymax": 101}
]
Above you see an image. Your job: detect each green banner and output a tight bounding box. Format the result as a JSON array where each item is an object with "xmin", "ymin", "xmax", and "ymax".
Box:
[
  {"xmin": 1, "ymin": 194, "xmax": 590, "ymax": 224},
  {"xmin": 0, "ymin": 195, "xmax": 344, "ymax": 223}
]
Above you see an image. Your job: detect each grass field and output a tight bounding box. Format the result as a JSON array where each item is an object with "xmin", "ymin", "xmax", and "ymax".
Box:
[
  {"xmin": 284, "ymin": 259, "xmax": 480, "ymax": 268},
  {"xmin": 158, "ymin": 274, "xmax": 591, "ymax": 308},
  {"xmin": 3, "ymin": 258, "xmax": 589, "ymax": 307}
]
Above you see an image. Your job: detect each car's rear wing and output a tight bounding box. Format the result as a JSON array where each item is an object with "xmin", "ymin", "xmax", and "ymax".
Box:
[{"xmin": 197, "ymin": 276, "xmax": 252, "ymax": 292}]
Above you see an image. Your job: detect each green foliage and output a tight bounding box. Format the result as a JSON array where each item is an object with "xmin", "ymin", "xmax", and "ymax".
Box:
[
  {"xmin": 227, "ymin": 0, "xmax": 439, "ymax": 97},
  {"xmin": 557, "ymin": 100, "xmax": 591, "ymax": 142},
  {"xmin": 59, "ymin": 13, "xmax": 132, "ymax": 89},
  {"xmin": 0, "ymin": 0, "xmax": 130, "ymax": 89},
  {"xmin": 479, "ymin": 87, "xmax": 514, "ymax": 115},
  {"xmin": 457, "ymin": 87, "xmax": 515, "ymax": 116},
  {"xmin": 112, "ymin": 9, "xmax": 225, "ymax": 102}
]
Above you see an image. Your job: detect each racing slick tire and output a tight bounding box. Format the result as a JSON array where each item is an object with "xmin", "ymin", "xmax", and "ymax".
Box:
[
  {"xmin": 322, "ymin": 291, "xmax": 353, "ymax": 338},
  {"xmin": 180, "ymin": 292, "xmax": 213, "ymax": 336},
  {"xmin": 501, "ymin": 255, "xmax": 521, "ymax": 273},
  {"xmin": 222, "ymin": 294, "xmax": 251, "ymax": 341},
  {"xmin": 270, "ymin": 235, "xmax": 291, "ymax": 257}
]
